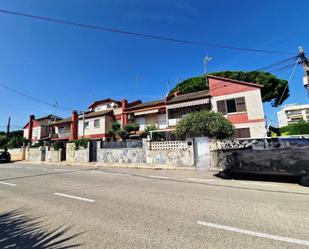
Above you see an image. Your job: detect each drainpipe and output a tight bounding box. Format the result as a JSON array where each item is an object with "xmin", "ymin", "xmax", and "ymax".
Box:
[
  {"xmin": 28, "ymin": 115, "xmax": 35, "ymax": 141},
  {"xmin": 70, "ymin": 111, "xmax": 78, "ymax": 141}
]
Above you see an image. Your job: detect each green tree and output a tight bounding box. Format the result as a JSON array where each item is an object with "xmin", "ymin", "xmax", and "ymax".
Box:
[
  {"xmin": 108, "ymin": 122, "xmax": 130, "ymax": 141},
  {"xmin": 175, "ymin": 110, "xmax": 234, "ymax": 140},
  {"xmin": 170, "ymin": 71, "xmax": 289, "ymax": 107},
  {"xmin": 280, "ymin": 122, "xmax": 309, "ymax": 135}
]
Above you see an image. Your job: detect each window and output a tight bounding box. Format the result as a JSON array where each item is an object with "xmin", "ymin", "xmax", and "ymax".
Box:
[
  {"xmin": 84, "ymin": 121, "xmax": 89, "ymax": 130},
  {"xmin": 217, "ymin": 97, "xmax": 246, "ymax": 114},
  {"xmin": 234, "ymin": 128, "xmax": 251, "ymax": 138},
  {"xmin": 94, "ymin": 119, "xmax": 100, "ymax": 128},
  {"xmin": 226, "ymin": 99, "xmax": 236, "ymax": 113}
]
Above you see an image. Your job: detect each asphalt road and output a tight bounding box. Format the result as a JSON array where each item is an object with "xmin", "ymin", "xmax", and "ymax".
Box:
[{"xmin": 0, "ymin": 162, "xmax": 309, "ymax": 249}]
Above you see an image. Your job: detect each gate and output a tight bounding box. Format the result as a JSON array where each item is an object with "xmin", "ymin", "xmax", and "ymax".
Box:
[
  {"xmin": 193, "ymin": 137, "xmax": 211, "ymax": 169},
  {"xmin": 89, "ymin": 140, "xmax": 97, "ymax": 162},
  {"xmin": 60, "ymin": 147, "xmax": 66, "ymax": 161}
]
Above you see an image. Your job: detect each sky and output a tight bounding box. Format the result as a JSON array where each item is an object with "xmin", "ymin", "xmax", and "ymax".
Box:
[{"xmin": 0, "ymin": 0, "xmax": 309, "ymax": 131}]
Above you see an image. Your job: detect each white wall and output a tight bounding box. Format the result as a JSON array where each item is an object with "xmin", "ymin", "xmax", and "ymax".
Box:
[
  {"xmin": 211, "ymin": 89, "xmax": 264, "ymax": 120},
  {"xmin": 234, "ymin": 122, "xmax": 266, "ymax": 138},
  {"xmin": 78, "ymin": 116, "xmax": 106, "ymax": 136},
  {"xmin": 93, "ymin": 102, "xmax": 119, "ymax": 112}
]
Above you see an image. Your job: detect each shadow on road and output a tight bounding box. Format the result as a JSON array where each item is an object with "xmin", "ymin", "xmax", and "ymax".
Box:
[
  {"xmin": 0, "ymin": 208, "xmax": 83, "ymax": 248},
  {"xmin": 215, "ymin": 171, "xmax": 299, "ymax": 184}
]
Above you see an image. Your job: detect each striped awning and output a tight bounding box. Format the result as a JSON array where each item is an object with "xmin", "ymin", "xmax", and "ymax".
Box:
[
  {"xmin": 134, "ymin": 109, "xmax": 159, "ymax": 116},
  {"xmin": 167, "ymin": 98, "xmax": 210, "ymax": 110}
]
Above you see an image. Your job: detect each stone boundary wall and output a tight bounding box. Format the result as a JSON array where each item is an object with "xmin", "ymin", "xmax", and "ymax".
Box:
[
  {"xmin": 46, "ymin": 148, "xmax": 62, "ymax": 163},
  {"xmin": 66, "ymin": 143, "xmax": 89, "ymax": 163},
  {"xmin": 8, "ymin": 148, "xmax": 25, "ymax": 161},
  {"xmin": 146, "ymin": 141, "xmax": 195, "ymax": 167},
  {"xmin": 97, "ymin": 146, "xmax": 146, "ymax": 164},
  {"xmin": 25, "ymin": 147, "xmax": 45, "ymax": 162}
]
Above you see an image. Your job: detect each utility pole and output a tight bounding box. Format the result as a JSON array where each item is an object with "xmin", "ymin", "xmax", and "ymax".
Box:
[
  {"xmin": 6, "ymin": 117, "xmax": 11, "ymax": 146},
  {"xmin": 298, "ymin": 47, "xmax": 309, "ymax": 92},
  {"xmin": 204, "ymin": 55, "xmax": 212, "ymax": 88}
]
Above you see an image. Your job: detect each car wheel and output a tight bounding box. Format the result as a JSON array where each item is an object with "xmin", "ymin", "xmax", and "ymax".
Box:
[{"xmin": 299, "ymin": 175, "xmax": 309, "ymax": 187}]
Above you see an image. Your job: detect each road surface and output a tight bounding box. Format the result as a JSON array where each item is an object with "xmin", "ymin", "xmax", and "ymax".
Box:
[{"xmin": 0, "ymin": 162, "xmax": 309, "ymax": 248}]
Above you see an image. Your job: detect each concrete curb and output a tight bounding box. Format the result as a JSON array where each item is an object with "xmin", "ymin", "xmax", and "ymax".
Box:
[{"xmin": 15, "ymin": 160, "xmax": 202, "ymax": 171}]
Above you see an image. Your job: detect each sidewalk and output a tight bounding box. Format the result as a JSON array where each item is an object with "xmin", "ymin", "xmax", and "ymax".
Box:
[{"xmin": 16, "ymin": 160, "xmax": 209, "ymax": 171}]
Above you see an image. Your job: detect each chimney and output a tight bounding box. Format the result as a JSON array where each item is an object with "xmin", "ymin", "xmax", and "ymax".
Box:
[
  {"xmin": 122, "ymin": 99, "xmax": 128, "ymax": 127},
  {"xmin": 70, "ymin": 111, "xmax": 78, "ymax": 141},
  {"xmin": 28, "ymin": 115, "xmax": 35, "ymax": 140}
]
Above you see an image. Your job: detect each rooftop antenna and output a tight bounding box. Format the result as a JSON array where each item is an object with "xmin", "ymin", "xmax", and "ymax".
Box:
[
  {"xmin": 166, "ymin": 80, "xmax": 170, "ymax": 97},
  {"xmin": 204, "ymin": 55, "xmax": 212, "ymax": 88}
]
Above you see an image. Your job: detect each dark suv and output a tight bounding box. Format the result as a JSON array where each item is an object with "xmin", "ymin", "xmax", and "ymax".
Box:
[{"xmin": 0, "ymin": 150, "xmax": 11, "ymax": 163}]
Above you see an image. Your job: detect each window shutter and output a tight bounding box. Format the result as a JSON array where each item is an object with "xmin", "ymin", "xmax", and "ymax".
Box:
[
  {"xmin": 234, "ymin": 128, "xmax": 251, "ymax": 138},
  {"xmin": 236, "ymin": 97, "xmax": 246, "ymax": 112},
  {"xmin": 217, "ymin": 100, "xmax": 227, "ymax": 114}
]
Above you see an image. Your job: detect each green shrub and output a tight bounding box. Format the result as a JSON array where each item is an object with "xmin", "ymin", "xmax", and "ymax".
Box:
[
  {"xmin": 53, "ymin": 141, "xmax": 65, "ymax": 151},
  {"xmin": 73, "ymin": 138, "xmax": 91, "ymax": 149},
  {"xmin": 280, "ymin": 122, "xmax": 309, "ymax": 135},
  {"xmin": 124, "ymin": 123, "xmax": 139, "ymax": 132},
  {"xmin": 175, "ymin": 110, "xmax": 234, "ymax": 140}
]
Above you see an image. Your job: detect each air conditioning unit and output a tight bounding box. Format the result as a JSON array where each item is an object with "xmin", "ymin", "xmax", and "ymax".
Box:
[{"xmin": 128, "ymin": 114, "xmax": 134, "ymax": 120}]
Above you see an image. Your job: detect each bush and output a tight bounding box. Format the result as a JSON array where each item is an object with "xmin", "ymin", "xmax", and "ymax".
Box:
[
  {"xmin": 53, "ymin": 141, "xmax": 65, "ymax": 151},
  {"xmin": 175, "ymin": 110, "xmax": 234, "ymax": 140},
  {"xmin": 124, "ymin": 123, "xmax": 139, "ymax": 132},
  {"xmin": 73, "ymin": 138, "xmax": 91, "ymax": 149},
  {"xmin": 280, "ymin": 122, "xmax": 309, "ymax": 135},
  {"xmin": 117, "ymin": 129, "xmax": 129, "ymax": 141}
]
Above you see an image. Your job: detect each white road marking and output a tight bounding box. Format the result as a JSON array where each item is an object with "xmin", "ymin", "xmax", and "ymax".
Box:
[
  {"xmin": 53, "ymin": 193, "xmax": 95, "ymax": 203},
  {"xmin": 112, "ymin": 172, "xmax": 126, "ymax": 176},
  {"xmin": 187, "ymin": 178, "xmax": 218, "ymax": 182},
  {"xmin": 197, "ymin": 221, "xmax": 309, "ymax": 246},
  {"xmin": 239, "ymin": 182, "xmax": 277, "ymax": 187},
  {"xmin": 147, "ymin": 175, "xmax": 169, "ymax": 179},
  {"xmin": 0, "ymin": 181, "xmax": 17, "ymax": 187}
]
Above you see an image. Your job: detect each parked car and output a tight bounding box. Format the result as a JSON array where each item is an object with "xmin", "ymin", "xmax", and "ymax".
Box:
[
  {"xmin": 223, "ymin": 137, "xmax": 309, "ymax": 187},
  {"xmin": 0, "ymin": 150, "xmax": 11, "ymax": 163}
]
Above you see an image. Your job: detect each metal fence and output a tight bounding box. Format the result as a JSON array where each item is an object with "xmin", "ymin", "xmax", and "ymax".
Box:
[{"xmin": 100, "ymin": 141, "xmax": 143, "ymax": 149}]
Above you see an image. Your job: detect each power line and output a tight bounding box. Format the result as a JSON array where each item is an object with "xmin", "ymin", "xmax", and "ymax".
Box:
[
  {"xmin": 0, "ymin": 8, "xmax": 294, "ymax": 55},
  {"xmin": 0, "ymin": 82, "xmax": 74, "ymax": 111},
  {"xmin": 255, "ymin": 56, "xmax": 298, "ymax": 71},
  {"xmin": 276, "ymin": 58, "xmax": 300, "ymax": 107}
]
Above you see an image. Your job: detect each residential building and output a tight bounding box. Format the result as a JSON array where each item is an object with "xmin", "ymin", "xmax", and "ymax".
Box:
[
  {"xmin": 25, "ymin": 76, "xmax": 266, "ymax": 141},
  {"xmin": 123, "ymin": 75, "xmax": 266, "ymax": 138},
  {"xmin": 277, "ymin": 103, "xmax": 309, "ymax": 127},
  {"xmin": 23, "ymin": 114, "xmax": 62, "ymax": 142},
  {"xmin": 208, "ymin": 75, "xmax": 266, "ymax": 138},
  {"xmin": 49, "ymin": 98, "xmax": 140, "ymax": 141},
  {"xmin": 166, "ymin": 90, "xmax": 211, "ymax": 127},
  {"xmin": 123, "ymin": 99, "xmax": 166, "ymax": 133}
]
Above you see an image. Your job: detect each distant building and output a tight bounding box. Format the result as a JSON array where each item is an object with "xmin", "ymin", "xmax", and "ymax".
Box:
[{"xmin": 277, "ymin": 103, "xmax": 309, "ymax": 127}]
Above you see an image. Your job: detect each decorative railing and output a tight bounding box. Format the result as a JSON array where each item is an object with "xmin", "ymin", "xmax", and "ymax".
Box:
[{"xmin": 150, "ymin": 141, "xmax": 189, "ymax": 151}]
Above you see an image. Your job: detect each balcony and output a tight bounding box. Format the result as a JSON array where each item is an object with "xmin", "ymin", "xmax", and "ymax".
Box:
[
  {"xmin": 168, "ymin": 118, "xmax": 181, "ymax": 127},
  {"xmin": 58, "ymin": 132, "xmax": 71, "ymax": 139}
]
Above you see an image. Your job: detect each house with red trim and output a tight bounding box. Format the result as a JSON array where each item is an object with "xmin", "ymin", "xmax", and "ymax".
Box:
[
  {"xmin": 48, "ymin": 98, "xmax": 140, "ymax": 141},
  {"xmin": 122, "ymin": 75, "xmax": 266, "ymax": 138},
  {"xmin": 208, "ymin": 75, "xmax": 266, "ymax": 138},
  {"xmin": 23, "ymin": 114, "xmax": 62, "ymax": 142},
  {"xmin": 25, "ymin": 75, "xmax": 266, "ymax": 141}
]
